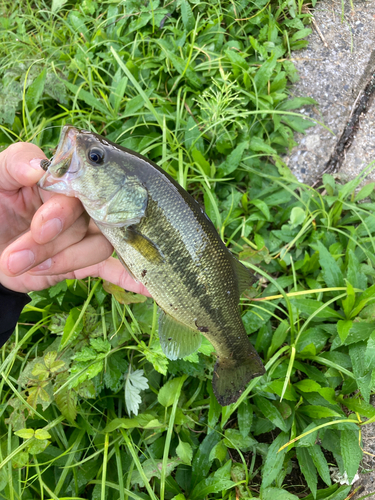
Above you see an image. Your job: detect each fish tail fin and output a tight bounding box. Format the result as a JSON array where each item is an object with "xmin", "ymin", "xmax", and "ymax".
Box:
[{"xmin": 212, "ymin": 348, "xmax": 265, "ymax": 406}]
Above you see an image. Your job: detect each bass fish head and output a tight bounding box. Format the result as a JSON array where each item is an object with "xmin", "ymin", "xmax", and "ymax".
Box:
[{"xmin": 38, "ymin": 125, "xmax": 148, "ymax": 227}]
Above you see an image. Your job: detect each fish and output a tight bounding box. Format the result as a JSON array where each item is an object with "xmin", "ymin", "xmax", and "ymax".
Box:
[{"xmin": 38, "ymin": 125, "xmax": 265, "ymax": 405}]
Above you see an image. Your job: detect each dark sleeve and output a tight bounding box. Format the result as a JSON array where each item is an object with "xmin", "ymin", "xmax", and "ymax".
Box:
[{"xmin": 0, "ymin": 283, "xmax": 31, "ymax": 348}]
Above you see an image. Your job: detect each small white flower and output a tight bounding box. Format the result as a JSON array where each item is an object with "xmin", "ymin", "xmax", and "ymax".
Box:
[{"xmin": 330, "ymin": 467, "xmax": 360, "ymax": 485}]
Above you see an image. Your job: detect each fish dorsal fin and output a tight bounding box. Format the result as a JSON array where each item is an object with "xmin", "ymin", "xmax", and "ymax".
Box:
[
  {"xmin": 124, "ymin": 227, "xmax": 164, "ymax": 264},
  {"xmin": 232, "ymin": 256, "xmax": 256, "ymax": 295},
  {"xmin": 158, "ymin": 310, "xmax": 202, "ymax": 360}
]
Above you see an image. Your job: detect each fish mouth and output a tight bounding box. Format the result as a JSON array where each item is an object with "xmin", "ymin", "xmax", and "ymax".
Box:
[{"xmin": 38, "ymin": 126, "xmax": 80, "ymax": 195}]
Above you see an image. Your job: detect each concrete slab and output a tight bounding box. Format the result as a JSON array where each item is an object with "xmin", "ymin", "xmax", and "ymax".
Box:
[
  {"xmin": 284, "ymin": 0, "xmax": 375, "ymax": 184},
  {"xmin": 339, "ymin": 85, "xmax": 375, "ymax": 182}
]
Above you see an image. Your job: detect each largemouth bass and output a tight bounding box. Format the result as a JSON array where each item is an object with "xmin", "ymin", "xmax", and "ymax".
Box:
[{"xmin": 38, "ymin": 126, "xmax": 265, "ymax": 405}]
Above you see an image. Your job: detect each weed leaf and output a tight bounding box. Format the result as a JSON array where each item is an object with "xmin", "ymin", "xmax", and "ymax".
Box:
[
  {"xmin": 125, "ymin": 368, "xmax": 149, "ymax": 416},
  {"xmin": 190, "ymin": 477, "xmax": 235, "ymax": 500},
  {"xmin": 254, "ymin": 52, "xmax": 277, "ymax": 91},
  {"xmin": 254, "ymin": 396, "xmax": 288, "ymax": 431},
  {"xmin": 62, "ymin": 80, "xmax": 109, "ymax": 116},
  {"xmin": 296, "ymin": 447, "xmax": 317, "ymax": 498},
  {"xmin": 261, "ymin": 432, "xmax": 289, "ymax": 489},
  {"xmin": 158, "ymin": 377, "xmax": 185, "ymax": 407},
  {"xmin": 262, "ymin": 488, "xmax": 300, "ymax": 500},
  {"xmin": 340, "ymin": 430, "xmax": 362, "ymax": 484},
  {"xmin": 55, "ymin": 388, "xmax": 77, "ymax": 422},
  {"xmin": 238, "ymin": 400, "xmax": 253, "ymax": 437},
  {"xmin": 180, "ymin": 0, "xmax": 195, "ymax": 32},
  {"xmin": 354, "ymin": 182, "xmax": 375, "ymax": 202},
  {"xmin": 25, "ymin": 69, "xmax": 46, "ymax": 111},
  {"xmin": 308, "ymin": 445, "xmax": 332, "ymax": 486},
  {"xmin": 317, "ymin": 242, "xmax": 345, "ymax": 287},
  {"xmin": 176, "ymin": 440, "xmax": 193, "ymax": 465}
]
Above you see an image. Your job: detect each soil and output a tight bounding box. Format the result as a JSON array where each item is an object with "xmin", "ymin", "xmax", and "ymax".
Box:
[{"xmin": 283, "ymin": 0, "xmax": 375, "ymax": 187}]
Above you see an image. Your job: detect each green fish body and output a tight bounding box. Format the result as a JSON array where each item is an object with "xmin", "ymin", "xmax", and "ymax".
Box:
[{"xmin": 38, "ymin": 126, "xmax": 265, "ymax": 405}]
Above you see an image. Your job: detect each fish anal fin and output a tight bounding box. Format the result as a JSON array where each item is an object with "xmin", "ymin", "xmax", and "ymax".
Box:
[
  {"xmin": 159, "ymin": 310, "xmax": 202, "ymax": 360},
  {"xmin": 232, "ymin": 257, "xmax": 256, "ymax": 295},
  {"xmin": 125, "ymin": 227, "xmax": 164, "ymax": 264},
  {"xmin": 212, "ymin": 345, "xmax": 265, "ymax": 406}
]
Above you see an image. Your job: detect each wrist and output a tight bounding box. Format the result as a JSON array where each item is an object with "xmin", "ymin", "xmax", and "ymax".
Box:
[{"xmin": 0, "ymin": 281, "xmax": 31, "ymax": 348}]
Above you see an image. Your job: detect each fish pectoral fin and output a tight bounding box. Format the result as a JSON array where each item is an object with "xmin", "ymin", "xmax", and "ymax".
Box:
[
  {"xmin": 116, "ymin": 253, "xmax": 139, "ymax": 283},
  {"xmin": 232, "ymin": 256, "xmax": 257, "ymax": 295},
  {"xmin": 124, "ymin": 227, "xmax": 164, "ymax": 264},
  {"xmin": 158, "ymin": 310, "xmax": 202, "ymax": 360}
]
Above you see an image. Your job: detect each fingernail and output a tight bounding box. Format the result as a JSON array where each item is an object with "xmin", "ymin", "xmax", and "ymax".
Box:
[
  {"xmin": 32, "ymin": 258, "xmax": 52, "ymax": 272},
  {"xmin": 8, "ymin": 250, "xmax": 35, "ymax": 274},
  {"xmin": 40, "ymin": 218, "xmax": 63, "ymax": 242},
  {"xmin": 30, "ymin": 158, "xmax": 45, "ymax": 170}
]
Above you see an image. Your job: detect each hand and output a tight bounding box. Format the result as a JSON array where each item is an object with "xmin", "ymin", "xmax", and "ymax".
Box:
[{"xmin": 0, "ymin": 142, "xmax": 150, "ymax": 296}]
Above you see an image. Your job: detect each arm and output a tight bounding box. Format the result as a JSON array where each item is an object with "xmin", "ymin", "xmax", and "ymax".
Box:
[{"xmin": 0, "ymin": 283, "xmax": 30, "ymax": 348}]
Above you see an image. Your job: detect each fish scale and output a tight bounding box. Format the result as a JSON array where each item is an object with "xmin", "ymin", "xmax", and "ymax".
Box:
[{"xmin": 38, "ymin": 125, "xmax": 266, "ymax": 405}]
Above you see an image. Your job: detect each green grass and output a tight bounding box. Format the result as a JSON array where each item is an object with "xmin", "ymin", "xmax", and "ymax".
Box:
[{"xmin": 1, "ymin": 1, "xmax": 375, "ymax": 499}]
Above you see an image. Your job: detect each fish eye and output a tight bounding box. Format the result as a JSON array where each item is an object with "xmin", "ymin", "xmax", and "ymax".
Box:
[{"xmin": 88, "ymin": 147, "xmax": 104, "ymax": 164}]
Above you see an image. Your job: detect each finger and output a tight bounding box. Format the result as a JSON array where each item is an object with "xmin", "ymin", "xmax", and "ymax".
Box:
[
  {"xmin": 74, "ymin": 257, "xmax": 152, "ymax": 297},
  {"xmin": 30, "ymin": 250, "xmax": 152, "ymax": 296},
  {"xmin": 30, "ymin": 194, "xmax": 86, "ymax": 244},
  {"xmin": 0, "ymin": 271, "xmax": 77, "ymax": 294},
  {"xmin": 28, "ymin": 234, "xmax": 152, "ymax": 297},
  {"xmin": 0, "ymin": 214, "xmax": 89, "ymax": 276},
  {"xmin": 0, "ymin": 142, "xmax": 46, "ymax": 193},
  {"xmin": 29, "ymin": 233, "xmax": 113, "ymax": 275}
]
